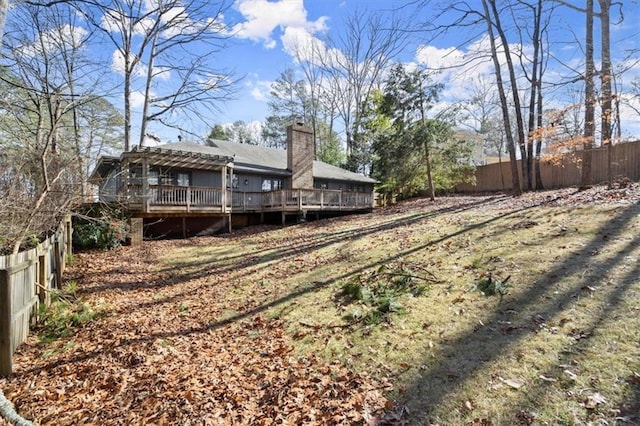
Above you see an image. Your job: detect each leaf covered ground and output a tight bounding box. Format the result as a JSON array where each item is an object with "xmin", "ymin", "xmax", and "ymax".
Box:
[{"xmin": 2, "ymin": 184, "xmax": 640, "ymax": 425}]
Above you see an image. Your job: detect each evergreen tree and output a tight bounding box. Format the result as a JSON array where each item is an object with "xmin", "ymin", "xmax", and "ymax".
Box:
[{"xmin": 207, "ymin": 124, "xmax": 231, "ymax": 143}]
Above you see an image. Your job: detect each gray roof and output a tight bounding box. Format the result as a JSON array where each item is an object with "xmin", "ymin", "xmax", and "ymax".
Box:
[{"xmin": 153, "ymin": 139, "xmax": 376, "ymax": 184}]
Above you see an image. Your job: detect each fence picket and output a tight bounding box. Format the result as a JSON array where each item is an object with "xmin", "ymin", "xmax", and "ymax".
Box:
[
  {"xmin": 458, "ymin": 140, "xmax": 640, "ymax": 192},
  {"xmin": 0, "ymin": 216, "xmax": 72, "ymax": 377}
]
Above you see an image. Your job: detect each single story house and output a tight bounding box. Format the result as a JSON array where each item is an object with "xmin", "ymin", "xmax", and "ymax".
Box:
[{"xmin": 89, "ymin": 124, "xmax": 376, "ymax": 241}]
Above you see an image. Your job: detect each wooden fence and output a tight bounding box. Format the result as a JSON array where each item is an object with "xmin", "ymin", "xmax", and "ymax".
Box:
[
  {"xmin": 457, "ymin": 140, "xmax": 640, "ymax": 192},
  {"xmin": 0, "ymin": 217, "xmax": 72, "ymax": 377}
]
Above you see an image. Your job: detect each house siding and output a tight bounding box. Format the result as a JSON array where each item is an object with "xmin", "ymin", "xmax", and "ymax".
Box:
[
  {"xmin": 193, "ymin": 170, "xmax": 218, "ymax": 187},
  {"xmin": 233, "ymin": 173, "xmax": 263, "ymax": 193}
]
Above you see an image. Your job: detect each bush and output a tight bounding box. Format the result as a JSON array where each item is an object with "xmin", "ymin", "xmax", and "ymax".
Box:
[{"xmin": 73, "ymin": 220, "xmax": 126, "ymax": 250}]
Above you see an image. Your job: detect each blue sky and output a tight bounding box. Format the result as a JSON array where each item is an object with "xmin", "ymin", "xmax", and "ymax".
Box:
[{"xmin": 129, "ymin": 0, "xmax": 640, "ymax": 143}]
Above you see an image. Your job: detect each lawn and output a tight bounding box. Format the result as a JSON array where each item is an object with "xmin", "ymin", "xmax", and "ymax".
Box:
[{"xmin": 1, "ymin": 186, "xmax": 640, "ymax": 425}]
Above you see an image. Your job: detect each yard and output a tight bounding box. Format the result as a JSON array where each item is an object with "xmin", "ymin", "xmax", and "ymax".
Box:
[{"xmin": 2, "ymin": 185, "xmax": 640, "ymax": 425}]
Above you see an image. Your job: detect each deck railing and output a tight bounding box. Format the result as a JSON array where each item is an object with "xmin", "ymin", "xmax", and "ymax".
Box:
[
  {"xmin": 232, "ymin": 192, "xmax": 264, "ymax": 211},
  {"xmin": 101, "ymin": 185, "xmax": 373, "ymax": 212}
]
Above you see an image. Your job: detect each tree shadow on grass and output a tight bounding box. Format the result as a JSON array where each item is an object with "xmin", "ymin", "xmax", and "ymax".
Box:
[
  {"xmin": 77, "ymin": 195, "xmax": 509, "ymax": 299},
  {"xmin": 106, "ymin": 195, "xmax": 547, "ymax": 317},
  {"xmin": 501, "ymin": 254, "xmax": 640, "ymax": 424},
  {"xmin": 13, "ymin": 192, "xmax": 634, "ymax": 426},
  {"xmin": 17, "ymin": 195, "xmax": 552, "ymax": 379},
  {"xmin": 396, "ymin": 203, "xmax": 640, "ymax": 424}
]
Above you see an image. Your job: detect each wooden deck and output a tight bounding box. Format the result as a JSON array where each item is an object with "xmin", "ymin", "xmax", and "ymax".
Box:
[{"xmin": 103, "ymin": 185, "xmax": 374, "ymax": 216}]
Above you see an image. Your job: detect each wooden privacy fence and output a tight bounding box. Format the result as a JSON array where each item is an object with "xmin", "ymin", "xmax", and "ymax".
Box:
[
  {"xmin": 0, "ymin": 217, "xmax": 72, "ymax": 377},
  {"xmin": 457, "ymin": 140, "xmax": 640, "ymax": 192}
]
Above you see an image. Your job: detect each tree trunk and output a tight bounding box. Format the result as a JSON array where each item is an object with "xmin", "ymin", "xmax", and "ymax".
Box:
[
  {"xmin": 124, "ymin": 52, "xmax": 132, "ymax": 152},
  {"xmin": 424, "ymin": 139, "xmax": 435, "ymax": 201},
  {"xmin": 489, "ymin": 0, "xmax": 528, "ymax": 192},
  {"xmin": 534, "ymin": 74, "xmax": 544, "ymax": 190},
  {"xmin": 582, "ymin": 0, "xmax": 595, "ymax": 187},
  {"xmin": 0, "ymin": 0, "xmax": 7, "ymax": 40},
  {"xmin": 140, "ymin": 32, "xmax": 159, "ymax": 148},
  {"xmin": 526, "ymin": 0, "xmax": 543, "ymax": 191},
  {"xmin": 599, "ymin": 0, "xmax": 612, "ymax": 186},
  {"xmin": 482, "ymin": 0, "xmax": 521, "ymax": 195}
]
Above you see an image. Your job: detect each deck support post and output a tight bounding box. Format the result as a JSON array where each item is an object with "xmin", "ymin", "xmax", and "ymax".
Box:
[
  {"xmin": 121, "ymin": 157, "xmax": 130, "ymax": 202},
  {"xmin": 128, "ymin": 218, "xmax": 144, "ymax": 246},
  {"xmin": 221, "ymin": 166, "xmax": 228, "ymax": 214}
]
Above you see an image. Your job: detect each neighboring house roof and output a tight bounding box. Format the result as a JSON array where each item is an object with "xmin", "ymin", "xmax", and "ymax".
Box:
[{"xmin": 154, "ymin": 140, "xmax": 376, "ymax": 184}]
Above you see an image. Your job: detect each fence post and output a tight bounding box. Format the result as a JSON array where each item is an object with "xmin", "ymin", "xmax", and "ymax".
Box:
[
  {"xmin": 54, "ymin": 239, "xmax": 62, "ymax": 290},
  {"xmin": 65, "ymin": 216, "xmax": 73, "ymax": 258},
  {"xmin": 38, "ymin": 254, "xmax": 47, "ymax": 306},
  {"xmin": 1, "ymin": 268, "xmax": 12, "ymax": 377}
]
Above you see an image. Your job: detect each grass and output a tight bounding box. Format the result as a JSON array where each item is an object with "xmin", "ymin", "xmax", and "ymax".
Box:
[{"xmin": 163, "ymin": 196, "xmax": 640, "ymax": 424}]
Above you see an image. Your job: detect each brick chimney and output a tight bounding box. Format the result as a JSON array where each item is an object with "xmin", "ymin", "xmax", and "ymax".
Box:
[{"xmin": 286, "ymin": 123, "xmax": 314, "ymax": 188}]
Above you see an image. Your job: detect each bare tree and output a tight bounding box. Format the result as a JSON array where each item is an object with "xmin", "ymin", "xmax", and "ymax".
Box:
[
  {"xmin": 481, "ymin": 0, "xmax": 522, "ymax": 195},
  {"xmin": 555, "ymin": 0, "xmax": 624, "ymax": 186},
  {"xmin": 581, "ymin": 0, "xmax": 596, "ymax": 187},
  {"xmin": 78, "ymin": 0, "xmax": 236, "ymax": 151},
  {"xmin": 320, "ymin": 8, "xmax": 408, "ymax": 173},
  {"xmin": 286, "ymin": 36, "xmax": 326, "ymax": 156},
  {"xmin": 514, "ymin": 0, "xmax": 553, "ymax": 190},
  {"xmin": 459, "ymin": 75, "xmax": 508, "ymax": 187},
  {"xmin": 0, "ymin": 2, "xmax": 121, "ymax": 252}
]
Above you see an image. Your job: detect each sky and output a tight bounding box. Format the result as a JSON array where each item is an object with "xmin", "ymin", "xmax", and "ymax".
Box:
[
  {"xmin": 8, "ymin": 0, "xmax": 638, "ymax": 146},
  {"xmin": 175, "ymin": 0, "xmax": 638, "ymax": 144}
]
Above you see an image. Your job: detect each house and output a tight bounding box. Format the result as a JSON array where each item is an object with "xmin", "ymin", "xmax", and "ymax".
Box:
[{"xmin": 89, "ymin": 124, "xmax": 376, "ymax": 242}]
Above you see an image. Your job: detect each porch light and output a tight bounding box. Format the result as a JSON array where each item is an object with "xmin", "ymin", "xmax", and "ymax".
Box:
[{"xmin": 244, "ymin": 179, "xmax": 249, "ymax": 185}]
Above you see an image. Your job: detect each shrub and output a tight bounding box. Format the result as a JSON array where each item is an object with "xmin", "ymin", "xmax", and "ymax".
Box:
[{"xmin": 73, "ymin": 220, "xmax": 126, "ymax": 250}]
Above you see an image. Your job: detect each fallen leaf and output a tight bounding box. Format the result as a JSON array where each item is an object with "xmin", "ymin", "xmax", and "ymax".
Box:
[
  {"xmin": 582, "ymin": 392, "xmax": 607, "ymax": 409},
  {"xmin": 500, "ymin": 377, "xmax": 525, "ymax": 389}
]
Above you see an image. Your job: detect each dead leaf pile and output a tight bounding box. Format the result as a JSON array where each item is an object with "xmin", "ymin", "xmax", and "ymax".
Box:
[{"xmin": 0, "ymin": 243, "xmax": 391, "ymax": 425}]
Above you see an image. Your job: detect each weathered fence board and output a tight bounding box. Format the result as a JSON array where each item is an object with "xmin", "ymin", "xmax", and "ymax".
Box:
[
  {"xmin": 458, "ymin": 140, "xmax": 640, "ymax": 192},
  {"xmin": 0, "ymin": 217, "xmax": 72, "ymax": 377}
]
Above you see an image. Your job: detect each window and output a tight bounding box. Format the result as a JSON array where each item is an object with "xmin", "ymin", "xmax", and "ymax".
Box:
[
  {"xmin": 232, "ymin": 174, "xmax": 239, "ymax": 188},
  {"xmin": 262, "ymin": 178, "xmax": 283, "ymax": 192},
  {"xmin": 177, "ymin": 173, "xmax": 190, "ymax": 187},
  {"xmin": 148, "ymin": 170, "xmax": 159, "ymax": 185}
]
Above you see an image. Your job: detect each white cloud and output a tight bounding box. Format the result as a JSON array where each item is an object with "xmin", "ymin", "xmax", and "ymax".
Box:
[
  {"xmin": 111, "ymin": 49, "xmax": 171, "ymax": 81},
  {"xmin": 155, "ymin": 67, "xmax": 172, "ymax": 80},
  {"xmin": 416, "ymin": 45, "xmax": 465, "ymax": 72},
  {"xmin": 231, "ymin": 0, "xmax": 328, "ymax": 49},
  {"xmin": 110, "ymin": 50, "xmax": 145, "ymax": 77},
  {"xmin": 19, "ymin": 24, "xmax": 88, "ymax": 58},
  {"xmin": 247, "ymin": 80, "xmax": 272, "ymax": 102},
  {"xmin": 130, "ymin": 91, "xmax": 147, "ymax": 109},
  {"xmin": 415, "ymin": 35, "xmax": 532, "ymax": 102},
  {"xmin": 281, "ymin": 26, "xmax": 324, "ymax": 63}
]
